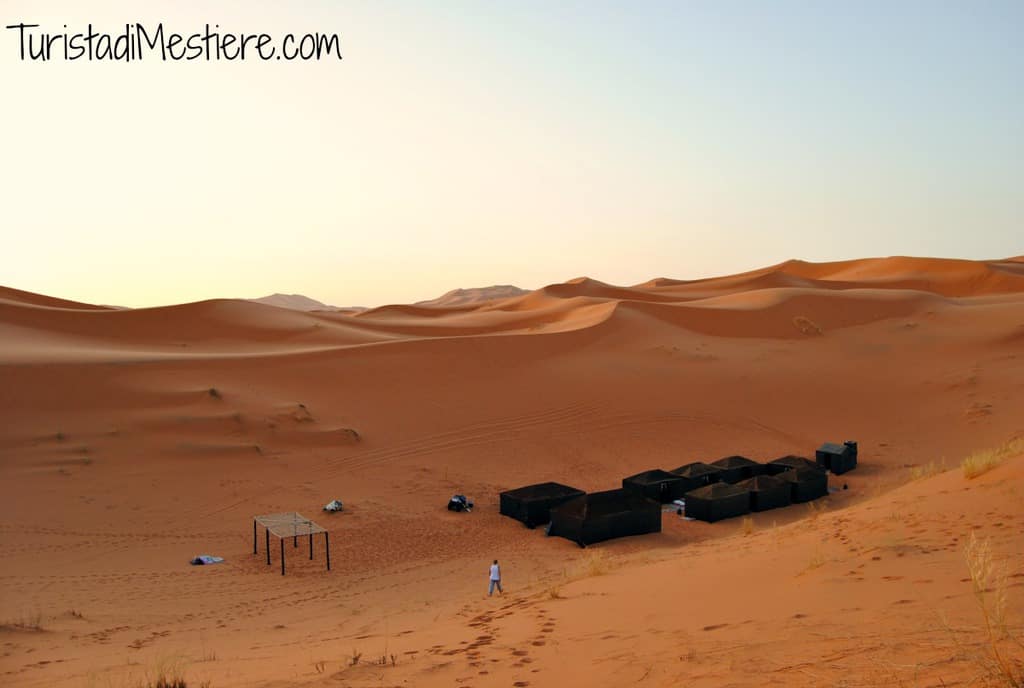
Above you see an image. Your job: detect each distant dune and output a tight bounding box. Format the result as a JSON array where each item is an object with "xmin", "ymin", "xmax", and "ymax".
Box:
[
  {"xmin": 1, "ymin": 255, "xmax": 1022, "ymax": 688},
  {"xmin": 414, "ymin": 284, "xmax": 529, "ymax": 307}
]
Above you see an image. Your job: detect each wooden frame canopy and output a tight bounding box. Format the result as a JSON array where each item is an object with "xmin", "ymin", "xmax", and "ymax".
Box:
[{"xmin": 253, "ymin": 512, "xmax": 330, "ymax": 575}]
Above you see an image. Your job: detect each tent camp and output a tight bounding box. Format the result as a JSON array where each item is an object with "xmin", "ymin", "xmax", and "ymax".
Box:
[
  {"xmin": 547, "ymin": 489, "xmax": 661, "ymax": 547},
  {"xmin": 710, "ymin": 455, "xmax": 763, "ymax": 484},
  {"xmin": 816, "ymin": 441, "xmax": 858, "ymax": 475},
  {"xmin": 765, "ymin": 455, "xmax": 820, "ymax": 475},
  {"xmin": 622, "ymin": 469, "xmax": 688, "ymax": 503},
  {"xmin": 737, "ymin": 475, "xmax": 792, "ymax": 511},
  {"xmin": 669, "ymin": 461, "xmax": 723, "ymax": 492},
  {"xmin": 780, "ymin": 466, "xmax": 829, "ymax": 503},
  {"xmin": 499, "ymin": 482, "xmax": 586, "ymax": 528},
  {"xmin": 683, "ymin": 483, "xmax": 751, "ymax": 522}
]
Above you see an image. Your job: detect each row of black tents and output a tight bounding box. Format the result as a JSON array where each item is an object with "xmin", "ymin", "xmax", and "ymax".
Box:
[{"xmin": 499, "ymin": 441, "xmax": 857, "ymax": 547}]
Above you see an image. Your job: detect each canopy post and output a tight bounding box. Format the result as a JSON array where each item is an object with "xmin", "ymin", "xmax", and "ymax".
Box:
[
  {"xmin": 325, "ymin": 532, "xmax": 331, "ymax": 571},
  {"xmin": 253, "ymin": 519, "xmax": 258, "ymax": 555},
  {"xmin": 265, "ymin": 528, "xmax": 270, "ymax": 565},
  {"xmin": 308, "ymin": 532, "xmax": 313, "ymax": 560},
  {"xmin": 280, "ymin": 538, "xmax": 285, "ymax": 575}
]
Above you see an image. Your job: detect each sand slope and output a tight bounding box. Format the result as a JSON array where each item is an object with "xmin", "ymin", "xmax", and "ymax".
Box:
[{"xmin": 1, "ymin": 256, "xmax": 1022, "ymax": 688}]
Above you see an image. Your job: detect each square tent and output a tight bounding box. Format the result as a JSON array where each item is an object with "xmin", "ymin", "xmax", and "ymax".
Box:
[
  {"xmin": 547, "ymin": 489, "xmax": 661, "ymax": 547},
  {"xmin": 499, "ymin": 482, "xmax": 586, "ymax": 528},
  {"xmin": 816, "ymin": 441, "xmax": 858, "ymax": 475},
  {"xmin": 669, "ymin": 461, "xmax": 723, "ymax": 492},
  {"xmin": 710, "ymin": 455, "xmax": 764, "ymax": 484},
  {"xmin": 684, "ymin": 483, "xmax": 750, "ymax": 522},
  {"xmin": 765, "ymin": 455, "xmax": 820, "ymax": 476},
  {"xmin": 780, "ymin": 466, "xmax": 829, "ymax": 503},
  {"xmin": 621, "ymin": 469, "xmax": 688, "ymax": 503},
  {"xmin": 736, "ymin": 475, "xmax": 792, "ymax": 511},
  {"xmin": 253, "ymin": 512, "xmax": 330, "ymax": 575}
]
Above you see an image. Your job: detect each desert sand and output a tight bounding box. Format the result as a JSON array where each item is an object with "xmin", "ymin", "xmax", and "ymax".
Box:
[{"xmin": 1, "ymin": 256, "xmax": 1022, "ymax": 688}]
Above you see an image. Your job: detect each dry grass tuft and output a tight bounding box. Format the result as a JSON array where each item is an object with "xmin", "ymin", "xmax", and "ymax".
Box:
[
  {"xmin": 962, "ymin": 438, "xmax": 1024, "ymax": 480},
  {"xmin": 962, "ymin": 532, "xmax": 1024, "ymax": 686},
  {"xmin": 910, "ymin": 458, "xmax": 947, "ymax": 480}
]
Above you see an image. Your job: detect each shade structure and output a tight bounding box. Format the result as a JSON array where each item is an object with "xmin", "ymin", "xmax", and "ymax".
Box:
[
  {"xmin": 710, "ymin": 455, "xmax": 763, "ymax": 484},
  {"xmin": 548, "ymin": 489, "xmax": 661, "ymax": 547},
  {"xmin": 780, "ymin": 466, "xmax": 829, "ymax": 503},
  {"xmin": 816, "ymin": 441, "xmax": 858, "ymax": 475},
  {"xmin": 621, "ymin": 469, "xmax": 688, "ymax": 504},
  {"xmin": 253, "ymin": 512, "xmax": 330, "ymax": 575},
  {"xmin": 765, "ymin": 455, "xmax": 820, "ymax": 476},
  {"xmin": 499, "ymin": 482, "xmax": 586, "ymax": 528},
  {"xmin": 684, "ymin": 483, "xmax": 750, "ymax": 522},
  {"xmin": 669, "ymin": 461, "xmax": 723, "ymax": 492},
  {"xmin": 737, "ymin": 475, "xmax": 792, "ymax": 511}
]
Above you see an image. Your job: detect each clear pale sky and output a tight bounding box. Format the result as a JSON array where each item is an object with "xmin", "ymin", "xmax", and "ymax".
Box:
[{"xmin": 2, "ymin": 1, "xmax": 1021, "ymax": 307}]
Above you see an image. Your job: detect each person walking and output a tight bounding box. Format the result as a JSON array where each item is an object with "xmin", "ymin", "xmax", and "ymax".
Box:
[{"xmin": 488, "ymin": 559, "xmax": 503, "ymax": 596}]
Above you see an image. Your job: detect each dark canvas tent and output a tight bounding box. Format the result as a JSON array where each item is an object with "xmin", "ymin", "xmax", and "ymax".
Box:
[
  {"xmin": 683, "ymin": 483, "xmax": 750, "ymax": 522},
  {"xmin": 780, "ymin": 466, "xmax": 828, "ymax": 503},
  {"xmin": 765, "ymin": 455, "xmax": 820, "ymax": 476},
  {"xmin": 737, "ymin": 475, "xmax": 792, "ymax": 511},
  {"xmin": 710, "ymin": 455, "xmax": 763, "ymax": 484},
  {"xmin": 816, "ymin": 441, "xmax": 858, "ymax": 475},
  {"xmin": 547, "ymin": 489, "xmax": 661, "ymax": 547},
  {"xmin": 669, "ymin": 461, "xmax": 723, "ymax": 492},
  {"xmin": 622, "ymin": 469, "xmax": 688, "ymax": 503},
  {"xmin": 500, "ymin": 482, "xmax": 586, "ymax": 528}
]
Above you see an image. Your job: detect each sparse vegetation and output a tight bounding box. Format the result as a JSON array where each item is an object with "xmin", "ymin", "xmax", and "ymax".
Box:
[
  {"xmin": 739, "ymin": 516, "xmax": 755, "ymax": 536},
  {"xmin": 207, "ymin": 388, "xmax": 222, "ymax": 400},
  {"xmin": 1, "ymin": 610, "xmax": 44, "ymax": 632},
  {"xmin": 349, "ymin": 648, "xmax": 362, "ymax": 666},
  {"xmin": 962, "ymin": 438, "xmax": 1024, "ymax": 479},
  {"xmin": 792, "ymin": 315, "xmax": 823, "ymax": 336},
  {"xmin": 962, "ymin": 532, "xmax": 1024, "ymax": 686},
  {"xmin": 910, "ymin": 458, "xmax": 947, "ymax": 480}
]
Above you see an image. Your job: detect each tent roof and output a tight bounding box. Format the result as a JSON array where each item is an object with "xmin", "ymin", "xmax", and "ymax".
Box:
[
  {"xmin": 671, "ymin": 461, "xmax": 721, "ymax": 477},
  {"xmin": 500, "ymin": 482, "xmax": 585, "ymax": 500},
  {"xmin": 737, "ymin": 475, "xmax": 787, "ymax": 491},
  {"xmin": 711, "ymin": 455, "xmax": 759, "ymax": 469},
  {"xmin": 818, "ymin": 442, "xmax": 850, "ymax": 455},
  {"xmin": 554, "ymin": 489, "xmax": 656, "ymax": 519},
  {"xmin": 254, "ymin": 512, "xmax": 327, "ymax": 538},
  {"xmin": 623, "ymin": 469, "xmax": 682, "ymax": 484},
  {"xmin": 780, "ymin": 467, "xmax": 827, "ymax": 483},
  {"xmin": 770, "ymin": 455, "xmax": 819, "ymax": 470},
  {"xmin": 686, "ymin": 482, "xmax": 748, "ymax": 499}
]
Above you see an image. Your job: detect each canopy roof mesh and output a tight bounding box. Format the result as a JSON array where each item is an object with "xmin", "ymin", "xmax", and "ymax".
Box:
[{"xmin": 255, "ymin": 512, "xmax": 326, "ymax": 538}]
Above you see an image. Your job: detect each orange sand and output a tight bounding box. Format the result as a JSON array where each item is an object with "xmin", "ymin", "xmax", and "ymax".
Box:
[{"xmin": 1, "ymin": 256, "xmax": 1022, "ymax": 687}]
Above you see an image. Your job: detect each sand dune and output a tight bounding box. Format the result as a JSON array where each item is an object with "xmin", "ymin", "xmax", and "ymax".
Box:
[{"xmin": 1, "ymin": 256, "xmax": 1022, "ymax": 688}]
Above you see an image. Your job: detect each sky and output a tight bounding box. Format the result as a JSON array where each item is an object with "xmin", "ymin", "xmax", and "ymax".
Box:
[{"xmin": 2, "ymin": 0, "xmax": 1021, "ymax": 308}]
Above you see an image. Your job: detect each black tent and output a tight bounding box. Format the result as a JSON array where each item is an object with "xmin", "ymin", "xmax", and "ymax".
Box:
[
  {"xmin": 499, "ymin": 482, "xmax": 586, "ymax": 528},
  {"xmin": 710, "ymin": 455, "xmax": 763, "ymax": 484},
  {"xmin": 765, "ymin": 455, "xmax": 820, "ymax": 476},
  {"xmin": 737, "ymin": 475, "xmax": 792, "ymax": 511},
  {"xmin": 547, "ymin": 489, "xmax": 661, "ymax": 547},
  {"xmin": 780, "ymin": 466, "xmax": 829, "ymax": 503},
  {"xmin": 669, "ymin": 461, "xmax": 723, "ymax": 492},
  {"xmin": 683, "ymin": 483, "xmax": 750, "ymax": 523},
  {"xmin": 622, "ymin": 469, "xmax": 688, "ymax": 503},
  {"xmin": 816, "ymin": 441, "xmax": 858, "ymax": 475}
]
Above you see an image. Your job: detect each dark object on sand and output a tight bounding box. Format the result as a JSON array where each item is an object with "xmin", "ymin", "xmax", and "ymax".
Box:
[
  {"xmin": 779, "ymin": 466, "xmax": 829, "ymax": 502},
  {"xmin": 622, "ymin": 469, "xmax": 688, "ymax": 504},
  {"xmin": 499, "ymin": 482, "xmax": 586, "ymax": 528},
  {"xmin": 683, "ymin": 483, "xmax": 750, "ymax": 522},
  {"xmin": 710, "ymin": 455, "xmax": 764, "ymax": 484},
  {"xmin": 669, "ymin": 462, "xmax": 723, "ymax": 492},
  {"xmin": 816, "ymin": 441, "xmax": 858, "ymax": 475},
  {"xmin": 448, "ymin": 494, "xmax": 474, "ymax": 512},
  {"xmin": 548, "ymin": 489, "xmax": 660, "ymax": 547},
  {"xmin": 737, "ymin": 475, "xmax": 792, "ymax": 511},
  {"xmin": 764, "ymin": 455, "xmax": 820, "ymax": 475}
]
